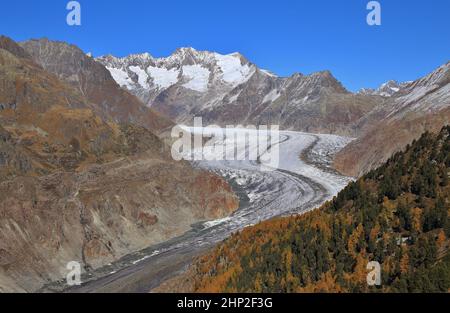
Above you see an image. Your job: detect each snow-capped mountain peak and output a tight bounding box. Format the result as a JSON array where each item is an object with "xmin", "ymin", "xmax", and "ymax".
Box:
[
  {"xmin": 96, "ymin": 49, "xmax": 371, "ymax": 131},
  {"xmin": 97, "ymin": 48, "xmax": 256, "ymax": 100},
  {"xmin": 359, "ymin": 80, "xmax": 410, "ymax": 97}
]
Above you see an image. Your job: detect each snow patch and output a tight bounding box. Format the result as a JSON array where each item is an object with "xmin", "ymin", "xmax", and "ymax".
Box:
[
  {"xmin": 146, "ymin": 66, "xmax": 180, "ymax": 89},
  {"xmin": 182, "ymin": 65, "xmax": 210, "ymax": 92},
  {"xmin": 106, "ymin": 67, "xmax": 133, "ymax": 88},
  {"xmin": 214, "ymin": 53, "xmax": 253, "ymax": 86}
]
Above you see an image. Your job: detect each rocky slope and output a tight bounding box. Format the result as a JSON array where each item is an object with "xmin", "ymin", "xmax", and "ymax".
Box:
[
  {"xmin": 19, "ymin": 39, "xmax": 173, "ymax": 135},
  {"xmin": 97, "ymin": 48, "xmax": 380, "ymax": 136},
  {"xmin": 335, "ymin": 62, "xmax": 450, "ymax": 177},
  {"xmin": 0, "ymin": 36, "xmax": 238, "ymax": 292}
]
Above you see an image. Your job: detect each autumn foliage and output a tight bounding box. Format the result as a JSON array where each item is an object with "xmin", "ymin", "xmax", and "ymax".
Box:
[{"xmin": 191, "ymin": 126, "xmax": 450, "ymax": 293}]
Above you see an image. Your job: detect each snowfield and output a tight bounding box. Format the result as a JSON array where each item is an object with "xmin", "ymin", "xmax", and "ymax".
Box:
[
  {"xmin": 106, "ymin": 66, "xmax": 133, "ymax": 88},
  {"xmin": 213, "ymin": 52, "xmax": 254, "ymax": 86},
  {"xmin": 146, "ymin": 66, "xmax": 179, "ymax": 89},
  {"xmin": 182, "ymin": 65, "xmax": 211, "ymax": 92}
]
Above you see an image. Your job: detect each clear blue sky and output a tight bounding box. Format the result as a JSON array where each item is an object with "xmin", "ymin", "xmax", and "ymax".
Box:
[{"xmin": 1, "ymin": 0, "xmax": 449, "ymax": 91}]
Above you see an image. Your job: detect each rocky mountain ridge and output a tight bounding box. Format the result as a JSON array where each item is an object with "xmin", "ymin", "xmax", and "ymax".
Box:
[
  {"xmin": 0, "ymin": 36, "xmax": 238, "ymax": 292},
  {"xmin": 19, "ymin": 38, "xmax": 174, "ymax": 135},
  {"xmin": 97, "ymin": 48, "xmax": 380, "ymax": 136},
  {"xmin": 335, "ymin": 62, "xmax": 450, "ymax": 176}
]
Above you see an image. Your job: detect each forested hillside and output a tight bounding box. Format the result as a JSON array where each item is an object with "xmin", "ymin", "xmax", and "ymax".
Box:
[{"xmin": 190, "ymin": 126, "xmax": 450, "ymax": 293}]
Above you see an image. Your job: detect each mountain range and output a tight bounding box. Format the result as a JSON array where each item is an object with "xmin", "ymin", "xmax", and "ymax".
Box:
[
  {"xmin": 96, "ymin": 48, "xmax": 380, "ymax": 136},
  {"xmin": 98, "ymin": 48, "xmax": 449, "ymax": 177}
]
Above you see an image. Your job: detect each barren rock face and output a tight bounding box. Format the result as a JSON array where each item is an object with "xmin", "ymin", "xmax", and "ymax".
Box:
[{"xmin": 0, "ymin": 37, "xmax": 238, "ymax": 292}]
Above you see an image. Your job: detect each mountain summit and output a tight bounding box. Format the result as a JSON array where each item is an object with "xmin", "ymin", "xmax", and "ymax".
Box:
[
  {"xmin": 96, "ymin": 48, "xmax": 257, "ymax": 103},
  {"xmin": 359, "ymin": 80, "xmax": 412, "ymax": 97}
]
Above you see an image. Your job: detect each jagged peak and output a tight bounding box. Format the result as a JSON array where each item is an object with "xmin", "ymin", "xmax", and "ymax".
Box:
[
  {"xmin": 167, "ymin": 47, "xmax": 251, "ymax": 65},
  {"xmin": 174, "ymin": 46, "xmax": 198, "ymax": 54},
  {"xmin": 170, "ymin": 47, "xmax": 214, "ymax": 60},
  {"xmin": 380, "ymin": 79, "xmax": 399, "ymax": 87},
  {"xmin": 290, "ymin": 72, "xmax": 304, "ymax": 79},
  {"xmin": 359, "ymin": 79, "xmax": 411, "ymax": 97},
  {"xmin": 303, "ymin": 70, "xmax": 348, "ymax": 93},
  {"xmin": 138, "ymin": 52, "xmax": 152, "ymax": 59},
  {"xmin": 120, "ymin": 52, "xmax": 154, "ymax": 61},
  {"xmin": 307, "ymin": 70, "xmax": 338, "ymax": 82},
  {"xmin": 315, "ymin": 69, "xmax": 333, "ymax": 77}
]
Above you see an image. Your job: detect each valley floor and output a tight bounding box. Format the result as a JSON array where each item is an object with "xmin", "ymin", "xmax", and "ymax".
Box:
[{"xmin": 43, "ymin": 129, "xmax": 353, "ymax": 293}]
